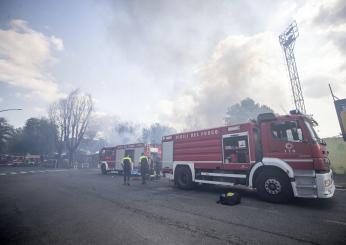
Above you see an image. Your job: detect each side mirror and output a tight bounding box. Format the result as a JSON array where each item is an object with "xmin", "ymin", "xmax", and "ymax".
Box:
[{"xmin": 320, "ymin": 139, "xmax": 327, "ymax": 145}]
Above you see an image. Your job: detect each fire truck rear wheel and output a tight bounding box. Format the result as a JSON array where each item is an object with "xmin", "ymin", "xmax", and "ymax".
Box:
[
  {"xmin": 175, "ymin": 166, "xmax": 194, "ymax": 190},
  {"xmin": 256, "ymin": 169, "xmax": 293, "ymax": 203},
  {"xmin": 101, "ymin": 164, "xmax": 107, "ymax": 175}
]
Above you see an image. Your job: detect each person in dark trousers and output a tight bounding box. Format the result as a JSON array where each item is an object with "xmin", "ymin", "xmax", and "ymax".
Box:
[
  {"xmin": 122, "ymin": 155, "xmax": 132, "ymax": 185},
  {"xmin": 139, "ymin": 153, "xmax": 149, "ymax": 184},
  {"xmin": 154, "ymin": 156, "xmax": 162, "ymax": 180},
  {"xmin": 149, "ymin": 157, "xmax": 154, "ymax": 176}
]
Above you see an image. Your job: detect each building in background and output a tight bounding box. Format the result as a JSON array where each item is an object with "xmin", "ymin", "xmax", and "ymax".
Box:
[{"xmin": 324, "ymin": 137, "xmax": 346, "ymax": 174}]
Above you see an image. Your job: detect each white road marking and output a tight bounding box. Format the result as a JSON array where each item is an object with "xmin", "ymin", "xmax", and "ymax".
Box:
[
  {"xmin": 324, "ymin": 219, "xmax": 346, "ymax": 226},
  {"xmin": 336, "ymin": 188, "xmax": 346, "ymax": 191},
  {"xmin": 0, "ymin": 169, "xmax": 71, "ymax": 176}
]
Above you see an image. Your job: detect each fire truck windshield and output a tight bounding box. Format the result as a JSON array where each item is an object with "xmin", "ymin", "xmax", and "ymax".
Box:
[{"xmin": 304, "ymin": 120, "xmax": 324, "ymax": 144}]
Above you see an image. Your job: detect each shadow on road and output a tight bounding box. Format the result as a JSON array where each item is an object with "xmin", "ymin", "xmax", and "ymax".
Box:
[
  {"xmin": 175, "ymin": 183, "xmax": 336, "ymax": 209},
  {"xmin": 184, "ymin": 184, "xmax": 259, "ymax": 200},
  {"xmin": 96, "ymin": 171, "xmax": 337, "ymax": 209},
  {"xmin": 290, "ymin": 197, "xmax": 336, "ymax": 209}
]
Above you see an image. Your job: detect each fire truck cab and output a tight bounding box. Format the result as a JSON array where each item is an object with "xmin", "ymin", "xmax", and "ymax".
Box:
[
  {"xmin": 99, "ymin": 143, "xmax": 161, "ymax": 175},
  {"xmin": 162, "ymin": 111, "xmax": 335, "ymax": 203}
]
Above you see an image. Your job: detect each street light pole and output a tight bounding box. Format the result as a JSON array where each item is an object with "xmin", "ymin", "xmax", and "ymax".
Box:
[{"xmin": 0, "ymin": 108, "xmax": 22, "ymax": 113}]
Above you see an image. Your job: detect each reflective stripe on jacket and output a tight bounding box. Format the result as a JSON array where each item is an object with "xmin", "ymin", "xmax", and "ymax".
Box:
[
  {"xmin": 122, "ymin": 157, "xmax": 133, "ymax": 169},
  {"xmin": 139, "ymin": 156, "xmax": 149, "ymax": 168},
  {"xmin": 139, "ymin": 156, "xmax": 148, "ymax": 162},
  {"xmin": 122, "ymin": 157, "xmax": 132, "ymax": 162}
]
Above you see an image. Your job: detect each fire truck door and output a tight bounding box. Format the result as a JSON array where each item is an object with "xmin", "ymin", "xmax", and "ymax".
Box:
[
  {"xmin": 134, "ymin": 147, "xmax": 144, "ymax": 169},
  {"xmin": 263, "ymin": 120, "xmax": 313, "ymax": 167},
  {"xmin": 115, "ymin": 149, "xmax": 125, "ymax": 170}
]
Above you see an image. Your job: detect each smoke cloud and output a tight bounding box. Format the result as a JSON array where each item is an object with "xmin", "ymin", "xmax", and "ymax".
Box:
[
  {"xmin": 157, "ymin": 32, "xmax": 289, "ymax": 129},
  {"xmin": 101, "ymin": 0, "xmax": 346, "ymax": 137},
  {"xmin": 87, "ymin": 113, "xmax": 175, "ymax": 146}
]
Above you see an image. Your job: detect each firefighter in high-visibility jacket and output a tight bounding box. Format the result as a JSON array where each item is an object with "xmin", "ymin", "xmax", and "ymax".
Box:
[
  {"xmin": 139, "ymin": 153, "xmax": 149, "ymax": 184},
  {"xmin": 122, "ymin": 155, "xmax": 132, "ymax": 185}
]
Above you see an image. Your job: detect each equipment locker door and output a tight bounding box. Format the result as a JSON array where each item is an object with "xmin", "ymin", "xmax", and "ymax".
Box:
[
  {"xmin": 115, "ymin": 149, "xmax": 125, "ymax": 171},
  {"xmin": 162, "ymin": 141, "xmax": 173, "ymax": 170},
  {"xmin": 134, "ymin": 147, "xmax": 145, "ymax": 169},
  {"xmin": 222, "ymin": 132, "xmax": 251, "ymax": 170}
]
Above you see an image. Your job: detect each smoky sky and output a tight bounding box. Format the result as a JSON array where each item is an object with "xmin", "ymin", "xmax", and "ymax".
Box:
[
  {"xmin": 181, "ymin": 32, "xmax": 289, "ymax": 128},
  {"xmin": 1, "ymin": 0, "xmax": 345, "ymax": 138},
  {"xmin": 314, "ymin": 0, "xmax": 346, "ymax": 26},
  {"xmin": 313, "ymin": 0, "xmax": 346, "ymax": 55},
  {"xmin": 104, "ymin": 0, "xmax": 281, "ymax": 93},
  {"xmin": 101, "ymin": 0, "xmax": 289, "ymax": 130}
]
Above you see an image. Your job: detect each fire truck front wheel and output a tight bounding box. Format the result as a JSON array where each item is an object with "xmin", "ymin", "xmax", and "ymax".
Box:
[
  {"xmin": 256, "ymin": 169, "xmax": 293, "ymax": 203},
  {"xmin": 101, "ymin": 164, "xmax": 107, "ymax": 175},
  {"xmin": 175, "ymin": 166, "xmax": 194, "ymax": 190}
]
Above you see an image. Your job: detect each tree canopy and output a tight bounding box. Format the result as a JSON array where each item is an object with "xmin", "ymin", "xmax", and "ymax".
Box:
[
  {"xmin": 0, "ymin": 117, "xmax": 14, "ymax": 153},
  {"xmin": 21, "ymin": 118, "xmax": 57, "ymax": 156},
  {"xmin": 142, "ymin": 123, "xmax": 176, "ymax": 144},
  {"xmin": 225, "ymin": 98, "xmax": 274, "ymax": 125}
]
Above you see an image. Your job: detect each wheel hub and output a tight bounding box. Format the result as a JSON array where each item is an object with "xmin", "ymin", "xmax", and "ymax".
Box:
[{"xmin": 264, "ymin": 178, "xmax": 282, "ymax": 195}]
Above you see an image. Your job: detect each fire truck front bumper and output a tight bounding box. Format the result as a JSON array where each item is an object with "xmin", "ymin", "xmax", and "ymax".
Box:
[{"xmin": 316, "ymin": 170, "xmax": 335, "ymax": 198}]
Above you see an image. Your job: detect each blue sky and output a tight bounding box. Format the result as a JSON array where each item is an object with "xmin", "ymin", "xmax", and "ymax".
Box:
[{"xmin": 0, "ymin": 0, "xmax": 345, "ymax": 138}]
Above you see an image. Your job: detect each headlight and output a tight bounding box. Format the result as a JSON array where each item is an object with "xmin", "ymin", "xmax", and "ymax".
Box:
[{"xmin": 324, "ymin": 179, "xmax": 332, "ymax": 187}]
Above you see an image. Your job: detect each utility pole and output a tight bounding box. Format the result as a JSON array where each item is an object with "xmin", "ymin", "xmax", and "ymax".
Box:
[
  {"xmin": 279, "ymin": 21, "xmax": 306, "ymax": 114},
  {"xmin": 0, "ymin": 108, "xmax": 22, "ymax": 113}
]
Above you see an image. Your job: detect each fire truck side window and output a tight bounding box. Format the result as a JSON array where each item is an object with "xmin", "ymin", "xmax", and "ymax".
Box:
[{"xmin": 271, "ymin": 121, "xmax": 304, "ymax": 142}]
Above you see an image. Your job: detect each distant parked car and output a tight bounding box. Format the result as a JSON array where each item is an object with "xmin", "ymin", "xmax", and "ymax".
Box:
[
  {"xmin": 24, "ymin": 155, "xmax": 41, "ymax": 166},
  {"xmin": 12, "ymin": 156, "xmax": 25, "ymax": 166},
  {"xmin": 0, "ymin": 154, "xmax": 12, "ymax": 165}
]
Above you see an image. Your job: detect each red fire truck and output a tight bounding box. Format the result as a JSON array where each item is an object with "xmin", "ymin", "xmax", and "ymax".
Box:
[
  {"xmin": 99, "ymin": 143, "xmax": 161, "ymax": 175},
  {"xmin": 161, "ymin": 111, "xmax": 335, "ymax": 202}
]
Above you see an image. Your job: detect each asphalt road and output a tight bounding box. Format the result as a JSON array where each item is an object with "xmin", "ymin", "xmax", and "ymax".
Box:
[{"xmin": 0, "ymin": 166, "xmax": 345, "ymax": 245}]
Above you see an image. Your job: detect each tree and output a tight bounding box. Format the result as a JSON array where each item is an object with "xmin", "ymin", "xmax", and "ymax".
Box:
[
  {"xmin": 113, "ymin": 122, "xmax": 141, "ymax": 145},
  {"xmin": 79, "ymin": 127, "xmax": 106, "ymax": 154},
  {"xmin": 142, "ymin": 123, "xmax": 176, "ymax": 144},
  {"xmin": 0, "ymin": 117, "xmax": 14, "ymax": 153},
  {"xmin": 49, "ymin": 90, "xmax": 93, "ymax": 166},
  {"xmin": 20, "ymin": 118, "xmax": 57, "ymax": 156},
  {"xmin": 7, "ymin": 128, "xmax": 26, "ymax": 154},
  {"xmin": 225, "ymin": 98, "xmax": 274, "ymax": 125}
]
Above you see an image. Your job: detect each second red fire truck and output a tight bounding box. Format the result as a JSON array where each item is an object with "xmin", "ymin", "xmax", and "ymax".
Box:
[
  {"xmin": 161, "ymin": 111, "xmax": 335, "ymax": 202},
  {"xmin": 99, "ymin": 143, "xmax": 161, "ymax": 175}
]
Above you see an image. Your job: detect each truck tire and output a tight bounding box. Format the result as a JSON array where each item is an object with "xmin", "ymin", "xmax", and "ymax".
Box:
[
  {"xmin": 175, "ymin": 167, "xmax": 194, "ymax": 190},
  {"xmin": 101, "ymin": 164, "xmax": 107, "ymax": 175},
  {"xmin": 256, "ymin": 169, "xmax": 293, "ymax": 203}
]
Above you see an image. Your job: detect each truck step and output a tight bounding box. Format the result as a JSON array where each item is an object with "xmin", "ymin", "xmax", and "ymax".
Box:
[
  {"xmin": 296, "ymin": 193, "xmax": 318, "ymax": 198},
  {"xmin": 296, "ymin": 184, "xmax": 317, "ymax": 189}
]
